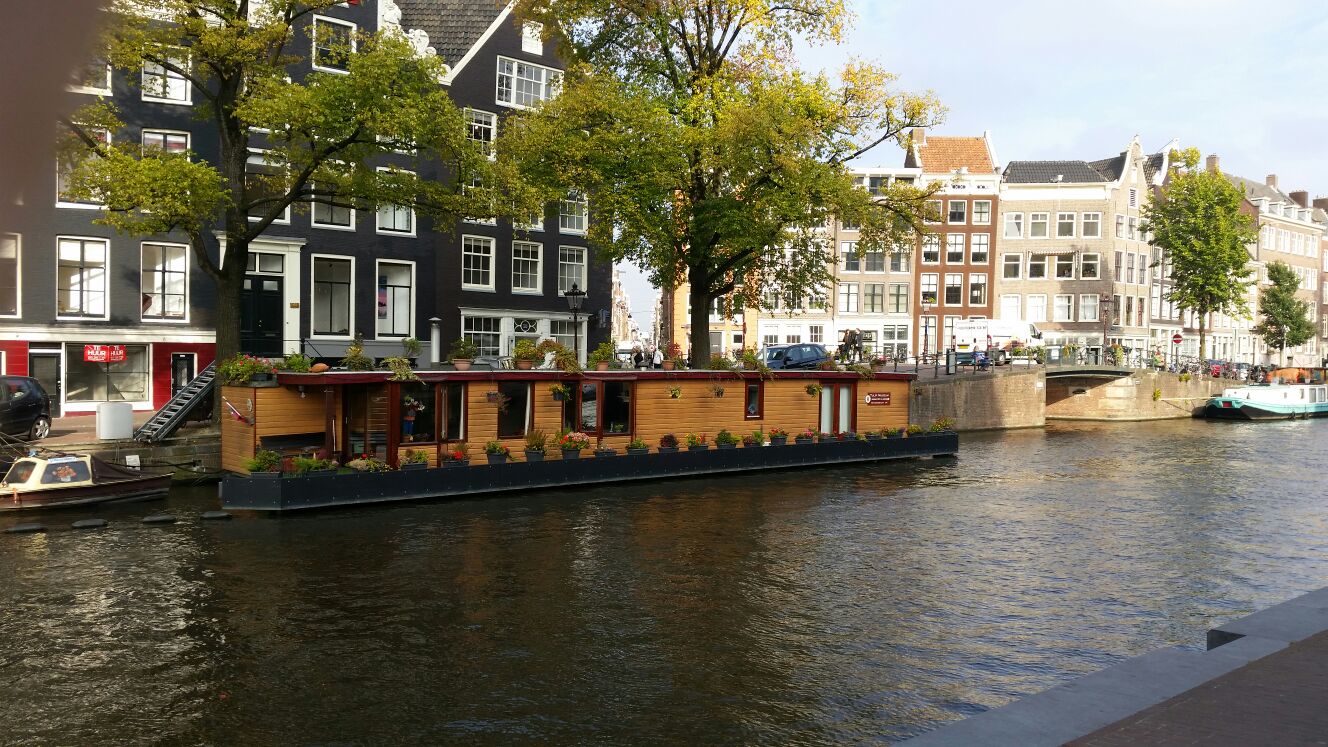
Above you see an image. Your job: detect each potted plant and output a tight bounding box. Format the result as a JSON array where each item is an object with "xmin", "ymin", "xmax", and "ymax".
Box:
[
  {"xmin": 662, "ymin": 342, "xmax": 682, "ymax": 371},
  {"xmin": 742, "ymin": 430, "xmax": 764, "ymax": 448},
  {"xmin": 685, "ymin": 433, "xmax": 708, "ymax": 451},
  {"xmin": 711, "ymin": 384, "xmax": 725, "ymax": 398},
  {"xmin": 668, "ymin": 386, "xmax": 682, "ymax": 399},
  {"xmin": 401, "ymin": 449, "xmax": 430, "ymax": 470},
  {"xmin": 658, "ymin": 433, "xmax": 679, "ymax": 454},
  {"xmin": 513, "ymin": 339, "xmax": 540, "ymax": 370},
  {"xmin": 442, "ymin": 443, "xmax": 469, "ymax": 467},
  {"xmin": 768, "ymin": 428, "xmax": 788, "ymax": 446},
  {"xmin": 484, "ymin": 440, "xmax": 511, "ymax": 465},
  {"xmin": 293, "ymin": 455, "xmax": 337, "ymax": 476},
  {"xmin": 401, "ymin": 336, "xmax": 422, "ymax": 360},
  {"xmin": 383, "ymin": 356, "xmax": 419, "ymax": 382},
  {"xmin": 218, "ymin": 353, "xmax": 279, "ymax": 386},
  {"xmin": 593, "ymin": 438, "xmax": 616, "ymax": 457},
  {"xmin": 714, "ymin": 430, "xmax": 739, "ymax": 449},
  {"xmin": 706, "ymin": 353, "xmax": 736, "ymax": 371},
  {"xmin": 275, "ymin": 353, "xmax": 313, "ymax": 373},
  {"xmin": 341, "ymin": 332, "xmax": 375, "ymax": 371},
  {"xmin": 805, "ymin": 382, "xmax": 823, "ymax": 397},
  {"xmin": 817, "ymin": 431, "xmax": 835, "ymax": 443},
  {"xmin": 871, "ymin": 355, "xmax": 890, "ymax": 373},
  {"xmin": 795, "ymin": 428, "xmax": 815, "ymax": 445},
  {"xmin": 346, "ymin": 455, "xmax": 390, "ymax": 472},
  {"xmin": 865, "ymin": 429, "xmax": 882, "ymax": 441},
  {"xmin": 549, "ymin": 382, "xmax": 570, "ymax": 401},
  {"xmin": 244, "ymin": 449, "xmax": 282, "ymax": 478},
  {"xmin": 557, "ymin": 430, "xmax": 592, "ymax": 459},
  {"xmin": 524, "ymin": 429, "xmax": 548, "ymax": 462},
  {"xmin": 587, "ymin": 341, "xmax": 617, "ymax": 371},
  {"xmin": 448, "ymin": 338, "xmax": 479, "ymax": 370},
  {"xmin": 883, "ymin": 427, "xmax": 902, "ymax": 439},
  {"xmin": 627, "ymin": 437, "xmax": 649, "ymax": 456},
  {"xmin": 905, "ymin": 424, "xmax": 924, "ymax": 437},
  {"xmin": 931, "ymin": 417, "xmax": 957, "ymax": 433}
]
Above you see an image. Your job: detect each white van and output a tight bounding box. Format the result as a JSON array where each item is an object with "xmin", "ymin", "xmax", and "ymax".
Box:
[{"xmin": 952, "ymin": 319, "xmax": 1042, "ymax": 363}]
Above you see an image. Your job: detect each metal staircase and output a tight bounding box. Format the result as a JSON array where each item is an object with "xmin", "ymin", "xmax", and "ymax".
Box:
[{"xmin": 134, "ymin": 362, "xmax": 216, "ymax": 442}]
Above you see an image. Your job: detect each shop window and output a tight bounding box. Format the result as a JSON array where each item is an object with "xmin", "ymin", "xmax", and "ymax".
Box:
[
  {"xmin": 64, "ymin": 344, "xmax": 148, "ymax": 402},
  {"xmin": 399, "ymin": 383, "xmax": 436, "ymax": 444},
  {"xmin": 745, "ymin": 382, "xmax": 762, "ymax": 419},
  {"xmin": 497, "ymin": 381, "xmax": 532, "ymax": 438},
  {"xmin": 602, "ymin": 381, "xmax": 631, "ymax": 434}
]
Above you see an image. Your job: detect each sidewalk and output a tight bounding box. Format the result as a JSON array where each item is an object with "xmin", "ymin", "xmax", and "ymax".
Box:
[{"xmin": 37, "ymin": 412, "xmax": 214, "ymax": 448}]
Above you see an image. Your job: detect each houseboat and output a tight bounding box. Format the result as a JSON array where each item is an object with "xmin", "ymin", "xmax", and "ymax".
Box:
[
  {"xmin": 219, "ymin": 367, "xmax": 956, "ymax": 511},
  {"xmin": 1204, "ymin": 368, "xmax": 1328, "ymax": 420}
]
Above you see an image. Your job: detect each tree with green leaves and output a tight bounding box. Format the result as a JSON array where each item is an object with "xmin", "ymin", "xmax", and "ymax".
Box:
[
  {"xmin": 504, "ymin": 0, "xmax": 945, "ymax": 360},
  {"xmin": 1253, "ymin": 261, "xmax": 1314, "ymax": 364},
  {"xmin": 60, "ymin": 1, "xmax": 522, "ymax": 368},
  {"xmin": 1141, "ymin": 148, "xmax": 1258, "ymax": 361}
]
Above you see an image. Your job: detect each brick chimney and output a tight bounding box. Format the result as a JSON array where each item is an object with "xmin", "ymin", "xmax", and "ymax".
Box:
[
  {"xmin": 1205, "ymin": 154, "xmax": 1220, "ymax": 173},
  {"xmin": 911, "ymin": 128, "xmax": 926, "ymax": 147},
  {"xmin": 1289, "ymin": 190, "xmax": 1309, "ymax": 208},
  {"xmin": 1266, "ymin": 174, "xmax": 1278, "ymax": 189},
  {"xmin": 1313, "ymin": 197, "xmax": 1328, "ymax": 211}
]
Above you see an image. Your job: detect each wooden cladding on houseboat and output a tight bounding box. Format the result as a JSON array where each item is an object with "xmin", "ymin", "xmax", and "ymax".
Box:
[{"xmin": 221, "ymin": 370, "xmax": 914, "ymax": 472}]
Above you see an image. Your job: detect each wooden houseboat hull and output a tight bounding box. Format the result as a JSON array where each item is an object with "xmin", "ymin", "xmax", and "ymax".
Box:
[{"xmin": 2, "ymin": 474, "xmax": 172, "ymax": 511}]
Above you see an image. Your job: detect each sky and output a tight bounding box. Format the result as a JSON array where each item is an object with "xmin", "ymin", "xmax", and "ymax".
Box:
[{"xmin": 617, "ymin": 0, "xmax": 1328, "ymax": 335}]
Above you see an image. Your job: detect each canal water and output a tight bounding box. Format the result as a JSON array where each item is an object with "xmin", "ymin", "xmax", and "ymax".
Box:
[{"xmin": 3, "ymin": 420, "xmax": 1328, "ymax": 745}]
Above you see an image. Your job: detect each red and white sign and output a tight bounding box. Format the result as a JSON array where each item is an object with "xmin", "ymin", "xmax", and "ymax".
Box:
[
  {"xmin": 84, "ymin": 344, "xmax": 127, "ymax": 363},
  {"xmin": 864, "ymin": 392, "xmax": 892, "ymax": 406},
  {"xmin": 1171, "ymin": 333, "xmax": 1183, "ymax": 345}
]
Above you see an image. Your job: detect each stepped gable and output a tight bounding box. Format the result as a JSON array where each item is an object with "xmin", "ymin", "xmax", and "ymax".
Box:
[{"xmin": 397, "ymin": 0, "xmax": 505, "ymax": 66}]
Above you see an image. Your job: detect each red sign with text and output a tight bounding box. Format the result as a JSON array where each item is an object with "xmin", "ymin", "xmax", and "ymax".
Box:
[
  {"xmin": 84, "ymin": 345, "xmax": 126, "ymax": 363},
  {"xmin": 864, "ymin": 392, "xmax": 892, "ymax": 406}
]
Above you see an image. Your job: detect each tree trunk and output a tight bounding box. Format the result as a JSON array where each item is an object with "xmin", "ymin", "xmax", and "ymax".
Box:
[
  {"xmin": 1198, "ymin": 314, "xmax": 1207, "ymax": 363},
  {"xmin": 688, "ymin": 280, "xmax": 713, "ymax": 366}
]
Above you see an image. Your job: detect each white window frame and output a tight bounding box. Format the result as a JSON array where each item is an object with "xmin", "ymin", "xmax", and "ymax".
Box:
[
  {"xmin": 375, "ymin": 259, "xmax": 415, "ymax": 339},
  {"xmin": 971, "ymin": 234, "xmax": 990, "ymax": 264},
  {"xmin": 311, "ymin": 16, "xmax": 356, "ymax": 75},
  {"xmin": 465, "ymin": 108, "xmax": 497, "ymax": 157},
  {"xmin": 140, "ymin": 241, "xmax": 190, "ymax": 323},
  {"xmin": 245, "ymin": 148, "xmax": 291, "ymax": 224},
  {"xmin": 0, "ymin": 233, "xmax": 21, "ymax": 319},
  {"xmin": 495, "ymin": 55, "xmax": 562, "ymax": 110},
  {"xmin": 945, "ymin": 234, "xmax": 965, "ymax": 264},
  {"xmin": 999, "ymin": 294, "xmax": 1021, "ymax": 320},
  {"xmin": 1053, "ymin": 294, "xmax": 1074, "ymax": 322},
  {"xmin": 1026, "ymin": 294, "xmax": 1047, "ymax": 323},
  {"xmin": 559, "ymin": 193, "xmax": 587, "ymax": 235},
  {"xmin": 943, "ymin": 273, "xmax": 963, "ymax": 306},
  {"xmin": 1081, "ymin": 253, "xmax": 1100, "ymax": 280},
  {"xmin": 141, "ymin": 47, "xmax": 192, "ymax": 105},
  {"xmin": 1001, "ymin": 253, "xmax": 1021, "ymax": 279},
  {"xmin": 1082, "ymin": 212, "xmax": 1102, "ymax": 238},
  {"xmin": 462, "ymin": 235, "xmax": 496, "ymax": 292},
  {"xmin": 141, "ymin": 129, "xmax": 190, "ymax": 157},
  {"xmin": 310, "ymin": 253, "xmax": 355, "ymax": 340},
  {"xmin": 921, "ymin": 234, "xmax": 940, "ymax": 264},
  {"xmin": 1056, "ymin": 212, "xmax": 1076, "ymax": 238},
  {"xmin": 947, "ymin": 200, "xmax": 967, "ymax": 225},
  {"xmin": 972, "ymin": 200, "xmax": 992, "ymax": 225},
  {"xmin": 521, "ymin": 22, "xmax": 543, "ymax": 55},
  {"xmin": 558, "ymin": 245, "xmax": 587, "ymax": 295},
  {"xmin": 56, "ymin": 127, "xmax": 110, "ymax": 209},
  {"xmin": 69, "ymin": 58, "xmax": 111, "ymax": 95},
  {"xmin": 968, "ymin": 274, "xmax": 988, "ymax": 307},
  {"xmin": 837, "ymin": 282, "xmax": 859, "ymax": 313},
  {"xmin": 1029, "ymin": 212, "xmax": 1050, "ymax": 239},
  {"xmin": 55, "ymin": 235, "xmax": 110, "ymax": 320},
  {"xmin": 375, "ymin": 167, "xmax": 416, "ymax": 236},
  {"xmin": 923, "ymin": 200, "xmax": 942, "ymax": 225},
  {"xmin": 311, "ymin": 184, "xmax": 356, "ymax": 232},
  {"xmin": 511, "ymin": 241, "xmax": 543, "ymax": 295},
  {"xmin": 1079, "ymin": 294, "xmax": 1100, "ymax": 322},
  {"xmin": 1003, "ymin": 212, "xmax": 1023, "ymax": 239}
]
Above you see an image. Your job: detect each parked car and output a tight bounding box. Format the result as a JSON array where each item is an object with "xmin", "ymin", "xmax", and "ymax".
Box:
[
  {"xmin": 0, "ymin": 376, "xmax": 52, "ymax": 441},
  {"xmin": 763, "ymin": 344, "xmax": 830, "ymax": 370}
]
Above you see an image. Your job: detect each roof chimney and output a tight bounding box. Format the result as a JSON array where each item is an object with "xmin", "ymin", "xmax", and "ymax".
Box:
[
  {"xmin": 1289, "ymin": 190, "xmax": 1309, "ymax": 208},
  {"xmin": 911, "ymin": 128, "xmax": 926, "ymax": 147},
  {"xmin": 1205, "ymin": 154, "xmax": 1220, "ymax": 173},
  {"xmin": 1266, "ymin": 174, "xmax": 1278, "ymax": 189},
  {"xmin": 1313, "ymin": 197, "xmax": 1328, "ymax": 212}
]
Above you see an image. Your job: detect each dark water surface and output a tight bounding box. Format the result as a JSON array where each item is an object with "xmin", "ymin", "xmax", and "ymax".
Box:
[{"xmin": 4, "ymin": 420, "xmax": 1328, "ymax": 745}]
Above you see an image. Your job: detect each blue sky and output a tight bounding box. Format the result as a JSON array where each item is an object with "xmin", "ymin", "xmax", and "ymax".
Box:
[{"xmin": 618, "ymin": 0, "xmax": 1328, "ymax": 335}]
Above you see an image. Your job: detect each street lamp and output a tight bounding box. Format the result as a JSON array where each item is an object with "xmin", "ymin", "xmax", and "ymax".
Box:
[
  {"xmin": 565, "ymin": 283, "xmax": 587, "ymax": 362},
  {"xmin": 1100, "ymin": 294, "xmax": 1113, "ymax": 364},
  {"xmin": 921, "ymin": 298, "xmax": 933, "ymax": 361}
]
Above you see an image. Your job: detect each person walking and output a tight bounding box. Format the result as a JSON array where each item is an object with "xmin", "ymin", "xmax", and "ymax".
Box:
[{"xmin": 651, "ymin": 346, "xmax": 664, "ymax": 368}]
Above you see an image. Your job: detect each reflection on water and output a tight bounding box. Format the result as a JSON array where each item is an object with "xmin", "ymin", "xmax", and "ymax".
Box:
[{"xmin": 3, "ymin": 420, "xmax": 1328, "ymax": 744}]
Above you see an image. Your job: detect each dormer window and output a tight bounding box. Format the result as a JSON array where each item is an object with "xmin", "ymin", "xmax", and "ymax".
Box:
[{"xmin": 521, "ymin": 22, "xmax": 543, "ymax": 55}]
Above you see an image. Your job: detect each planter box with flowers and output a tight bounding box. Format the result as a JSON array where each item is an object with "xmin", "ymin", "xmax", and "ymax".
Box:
[
  {"xmin": 400, "ymin": 449, "xmax": 430, "ymax": 470},
  {"xmin": 218, "ymin": 353, "xmax": 280, "ymax": 388},
  {"xmin": 627, "ymin": 438, "xmax": 650, "ymax": 456},
  {"xmin": 244, "ymin": 449, "xmax": 282, "ymax": 478},
  {"xmin": 441, "ymin": 445, "xmax": 470, "ymax": 467},
  {"xmin": 715, "ymin": 430, "xmax": 740, "ymax": 450},
  {"xmin": 795, "ymin": 429, "xmax": 814, "ymax": 445},
  {"xmin": 558, "ymin": 431, "xmax": 592, "ymax": 459},
  {"xmin": 484, "ymin": 441, "xmax": 511, "ymax": 465},
  {"xmin": 768, "ymin": 428, "xmax": 789, "ymax": 446},
  {"xmin": 448, "ymin": 338, "xmax": 479, "ymax": 371},
  {"xmin": 524, "ymin": 429, "xmax": 548, "ymax": 462},
  {"xmin": 741, "ymin": 430, "xmax": 764, "ymax": 448},
  {"xmin": 685, "ymin": 433, "xmax": 708, "ymax": 451},
  {"xmin": 658, "ymin": 434, "xmax": 679, "ymax": 454}
]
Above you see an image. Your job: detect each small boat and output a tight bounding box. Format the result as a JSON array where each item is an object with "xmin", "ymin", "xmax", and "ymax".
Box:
[
  {"xmin": 1203, "ymin": 382, "xmax": 1328, "ymax": 420},
  {"xmin": 0, "ymin": 454, "xmax": 171, "ymax": 511}
]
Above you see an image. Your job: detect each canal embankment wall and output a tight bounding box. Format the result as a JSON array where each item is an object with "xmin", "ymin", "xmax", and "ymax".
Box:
[
  {"xmin": 909, "ymin": 368, "xmax": 1047, "ymax": 432},
  {"xmin": 43, "ymin": 431, "xmax": 222, "ymax": 481},
  {"xmin": 1046, "ymin": 370, "xmax": 1222, "ymax": 421}
]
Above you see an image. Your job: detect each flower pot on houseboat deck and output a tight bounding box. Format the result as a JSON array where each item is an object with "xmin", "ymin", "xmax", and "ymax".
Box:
[
  {"xmin": 657, "ymin": 446, "xmax": 679, "ymax": 454},
  {"xmin": 524, "ymin": 450, "xmax": 545, "ymax": 462},
  {"xmin": 561, "ymin": 449, "xmax": 581, "ymax": 460},
  {"xmin": 515, "ymin": 360, "xmax": 534, "ymax": 370},
  {"xmin": 486, "ymin": 453, "xmax": 508, "ymax": 465},
  {"xmin": 687, "ymin": 444, "xmax": 709, "ymax": 452},
  {"xmin": 595, "ymin": 362, "xmax": 610, "ymax": 371},
  {"xmin": 451, "ymin": 359, "xmax": 472, "ymax": 371},
  {"xmin": 627, "ymin": 448, "xmax": 649, "ymax": 456},
  {"xmin": 770, "ymin": 436, "xmax": 788, "ymax": 446}
]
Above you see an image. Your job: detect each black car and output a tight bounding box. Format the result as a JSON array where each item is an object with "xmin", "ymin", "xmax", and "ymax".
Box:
[
  {"xmin": 1, "ymin": 376, "xmax": 52, "ymax": 441},
  {"xmin": 763, "ymin": 343, "xmax": 830, "ymax": 370}
]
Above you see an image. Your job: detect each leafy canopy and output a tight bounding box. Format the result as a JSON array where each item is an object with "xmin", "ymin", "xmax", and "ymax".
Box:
[
  {"xmin": 1253, "ymin": 261, "xmax": 1314, "ymax": 353},
  {"xmin": 507, "ymin": 0, "xmax": 945, "ymax": 357},
  {"xmin": 1141, "ymin": 148, "xmax": 1258, "ymax": 359}
]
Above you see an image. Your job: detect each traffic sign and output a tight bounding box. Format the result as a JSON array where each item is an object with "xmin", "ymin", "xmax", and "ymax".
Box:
[{"xmin": 1171, "ymin": 333, "xmax": 1183, "ymax": 345}]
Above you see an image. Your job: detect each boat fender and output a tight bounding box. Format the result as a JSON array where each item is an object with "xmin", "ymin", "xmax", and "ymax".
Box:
[
  {"xmin": 201, "ymin": 511, "xmax": 232, "ymax": 521},
  {"xmin": 72, "ymin": 519, "xmax": 108, "ymax": 529},
  {"xmin": 4, "ymin": 523, "xmax": 46, "ymax": 534},
  {"xmin": 142, "ymin": 514, "xmax": 177, "ymax": 524}
]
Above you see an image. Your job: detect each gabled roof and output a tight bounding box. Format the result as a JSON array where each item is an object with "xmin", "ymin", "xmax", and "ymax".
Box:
[
  {"xmin": 1226, "ymin": 174, "xmax": 1294, "ymax": 205},
  {"xmin": 1142, "ymin": 153, "xmax": 1166, "ymax": 183},
  {"xmin": 1088, "ymin": 154, "xmax": 1125, "ymax": 181},
  {"xmin": 907, "ymin": 135, "xmax": 994, "ymax": 173},
  {"xmin": 398, "ymin": 0, "xmax": 507, "ymax": 67},
  {"xmin": 1003, "ymin": 160, "xmax": 1109, "ymax": 184}
]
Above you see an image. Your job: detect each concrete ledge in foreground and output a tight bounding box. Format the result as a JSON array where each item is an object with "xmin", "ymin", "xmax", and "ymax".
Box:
[{"xmin": 900, "ymin": 586, "xmax": 1328, "ymax": 746}]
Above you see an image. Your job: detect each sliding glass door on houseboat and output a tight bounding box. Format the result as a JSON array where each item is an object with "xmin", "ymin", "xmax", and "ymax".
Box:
[{"xmin": 819, "ymin": 382, "xmax": 854, "ymax": 434}]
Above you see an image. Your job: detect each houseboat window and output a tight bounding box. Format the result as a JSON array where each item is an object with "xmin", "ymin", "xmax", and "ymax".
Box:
[
  {"xmin": 443, "ymin": 383, "xmax": 466, "ymax": 441},
  {"xmin": 347, "ymin": 384, "xmax": 389, "ymax": 460},
  {"xmin": 65, "ymin": 344, "xmax": 149, "ymax": 402},
  {"xmin": 601, "ymin": 381, "xmax": 631, "ymax": 434},
  {"xmin": 4, "ymin": 460, "xmax": 37, "ymax": 483},
  {"xmin": 579, "ymin": 383, "xmax": 599, "ymax": 431},
  {"xmin": 818, "ymin": 383, "xmax": 853, "ymax": 433},
  {"xmin": 838, "ymin": 385, "xmax": 852, "ymax": 432},
  {"xmin": 561, "ymin": 382, "xmax": 577, "ymax": 432},
  {"xmin": 745, "ymin": 382, "xmax": 762, "ymax": 419},
  {"xmin": 41, "ymin": 460, "xmax": 91, "ymax": 484},
  {"xmin": 399, "ymin": 383, "xmax": 436, "ymax": 444},
  {"xmin": 819, "ymin": 386, "xmax": 833, "ymax": 433},
  {"xmin": 497, "ymin": 382, "xmax": 532, "ymax": 438}
]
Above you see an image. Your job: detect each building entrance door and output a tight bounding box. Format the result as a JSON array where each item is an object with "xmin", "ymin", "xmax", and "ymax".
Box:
[
  {"xmin": 29, "ymin": 352, "xmax": 62, "ymax": 418},
  {"xmin": 171, "ymin": 353, "xmax": 196, "ymax": 395},
  {"xmin": 240, "ymin": 275, "xmax": 284, "ymax": 356}
]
